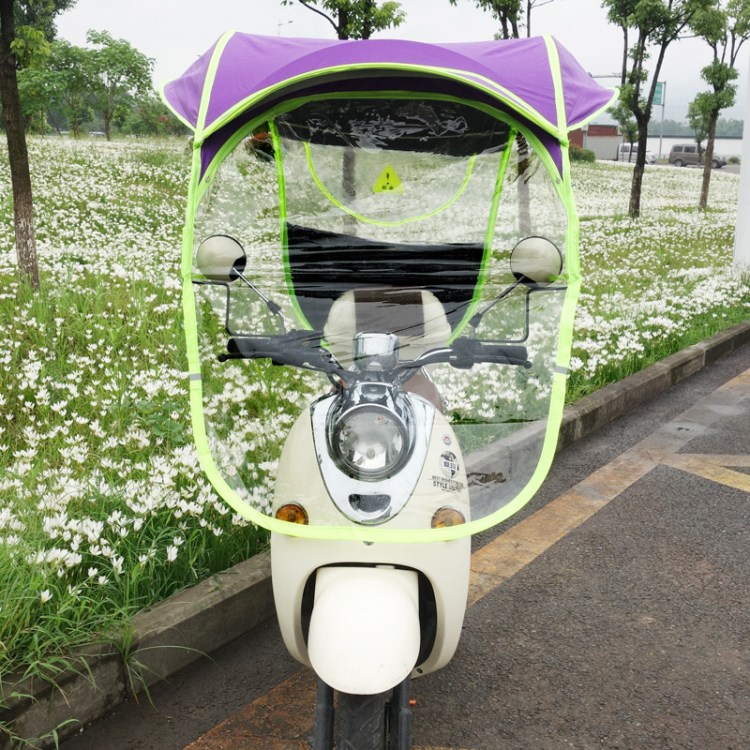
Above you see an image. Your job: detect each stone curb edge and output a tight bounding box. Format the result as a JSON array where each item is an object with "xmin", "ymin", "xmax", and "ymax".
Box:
[{"xmin": 3, "ymin": 321, "xmax": 750, "ymax": 748}]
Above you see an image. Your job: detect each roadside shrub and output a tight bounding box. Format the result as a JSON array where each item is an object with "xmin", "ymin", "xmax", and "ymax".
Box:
[{"xmin": 570, "ymin": 145, "xmax": 596, "ymax": 163}]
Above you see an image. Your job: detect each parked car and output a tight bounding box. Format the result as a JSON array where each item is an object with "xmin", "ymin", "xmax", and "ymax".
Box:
[
  {"xmin": 668, "ymin": 143, "xmax": 727, "ymax": 169},
  {"xmin": 618, "ymin": 142, "xmax": 656, "ymax": 165}
]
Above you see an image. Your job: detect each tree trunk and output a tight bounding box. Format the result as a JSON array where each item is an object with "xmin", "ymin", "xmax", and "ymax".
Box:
[
  {"xmin": 628, "ymin": 119, "xmax": 649, "ymax": 219},
  {"xmin": 628, "ymin": 161, "xmax": 644, "ymax": 218},
  {"xmin": 337, "ymin": 8, "xmax": 349, "ymax": 39},
  {"xmin": 526, "ymin": 1, "xmax": 532, "ymax": 37},
  {"xmin": 0, "ymin": 0, "xmax": 39, "ymax": 290},
  {"xmin": 361, "ymin": 0, "xmax": 374, "ymax": 39},
  {"xmin": 342, "ymin": 146, "xmax": 357, "ymax": 233},
  {"xmin": 516, "ymin": 133, "xmax": 531, "ymax": 234},
  {"xmin": 620, "ymin": 28, "xmax": 628, "ymax": 85},
  {"xmin": 510, "ymin": 14, "xmax": 520, "ymax": 39},
  {"xmin": 698, "ymin": 110, "xmax": 719, "ymax": 211},
  {"xmin": 104, "ymin": 108, "xmax": 112, "ymax": 140}
]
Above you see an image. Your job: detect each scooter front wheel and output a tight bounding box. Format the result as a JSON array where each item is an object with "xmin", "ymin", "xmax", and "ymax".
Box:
[
  {"xmin": 312, "ymin": 676, "xmax": 411, "ymax": 750},
  {"xmin": 336, "ymin": 691, "xmax": 388, "ymax": 750}
]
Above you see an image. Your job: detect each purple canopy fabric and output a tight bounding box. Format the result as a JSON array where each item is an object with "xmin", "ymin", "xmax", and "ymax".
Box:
[{"xmin": 162, "ymin": 32, "xmax": 614, "ymax": 143}]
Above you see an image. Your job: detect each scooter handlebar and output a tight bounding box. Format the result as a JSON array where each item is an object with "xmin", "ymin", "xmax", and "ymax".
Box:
[{"xmin": 220, "ymin": 333, "xmax": 530, "ymax": 373}]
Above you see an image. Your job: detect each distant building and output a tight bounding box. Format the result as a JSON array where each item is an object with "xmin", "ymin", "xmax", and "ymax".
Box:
[{"xmin": 570, "ymin": 124, "xmax": 620, "ymax": 161}]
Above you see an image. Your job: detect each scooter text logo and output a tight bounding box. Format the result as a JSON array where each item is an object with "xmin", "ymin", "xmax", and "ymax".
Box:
[
  {"xmin": 440, "ymin": 451, "xmax": 459, "ymax": 478},
  {"xmin": 431, "ymin": 451, "xmax": 464, "ymax": 493}
]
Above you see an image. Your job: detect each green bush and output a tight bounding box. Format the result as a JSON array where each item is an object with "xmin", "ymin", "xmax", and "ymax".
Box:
[{"xmin": 570, "ymin": 145, "xmax": 596, "ymax": 163}]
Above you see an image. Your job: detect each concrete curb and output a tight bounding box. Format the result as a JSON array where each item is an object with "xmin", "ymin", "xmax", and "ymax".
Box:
[
  {"xmin": 3, "ymin": 321, "xmax": 750, "ymax": 749},
  {"xmin": 0, "ymin": 553, "xmax": 273, "ymax": 750}
]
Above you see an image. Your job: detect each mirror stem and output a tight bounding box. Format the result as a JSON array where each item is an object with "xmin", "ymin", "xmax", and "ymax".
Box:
[
  {"xmin": 469, "ymin": 278, "xmax": 522, "ymax": 330},
  {"xmin": 235, "ymin": 270, "xmax": 286, "ymax": 332}
]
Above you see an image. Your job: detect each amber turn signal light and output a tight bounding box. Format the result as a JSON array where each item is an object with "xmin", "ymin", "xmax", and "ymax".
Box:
[
  {"xmin": 431, "ymin": 507, "xmax": 466, "ymax": 528},
  {"xmin": 275, "ymin": 503, "xmax": 309, "ymax": 524}
]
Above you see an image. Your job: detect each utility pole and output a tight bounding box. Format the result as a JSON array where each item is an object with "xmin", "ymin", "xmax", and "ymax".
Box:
[
  {"xmin": 655, "ymin": 81, "xmax": 666, "ymax": 160},
  {"xmin": 735, "ymin": 55, "xmax": 750, "ymax": 269}
]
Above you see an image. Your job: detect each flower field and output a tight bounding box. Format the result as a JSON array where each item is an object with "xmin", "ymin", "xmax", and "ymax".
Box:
[
  {"xmin": 0, "ymin": 136, "xmax": 747, "ymax": 711},
  {"xmin": 570, "ymin": 161, "xmax": 749, "ymax": 398}
]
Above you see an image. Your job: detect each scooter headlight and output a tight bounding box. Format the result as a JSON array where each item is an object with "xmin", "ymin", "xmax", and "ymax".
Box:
[{"xmin": 331, "ymin": 405, "xmax": 409, "ymax": 481}]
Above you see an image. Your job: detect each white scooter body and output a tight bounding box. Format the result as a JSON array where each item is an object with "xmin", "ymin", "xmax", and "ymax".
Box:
[{"xmin": 271, "ymin": 392, "xmax": 471, "ymax": 695}]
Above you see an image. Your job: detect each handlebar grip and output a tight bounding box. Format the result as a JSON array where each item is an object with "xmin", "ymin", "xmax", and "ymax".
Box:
[
  {"xmin": 220, "ymin": 331, "xmax": 345, "ymax": 375},
  {"xmin": 478, "ymin": 343, "xmax": 530, "ymax": 367},
  {"xmin": 226, "ymin": 336, "xmax": 276, "ymax": 360},
  {"xmin": 450, "ymin": 338, "xmax": 531, "ymax": 369}
]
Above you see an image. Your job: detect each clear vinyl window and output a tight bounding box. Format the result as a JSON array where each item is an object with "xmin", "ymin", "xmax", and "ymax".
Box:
[{"xmin": 191, "ymin": 96, "xmax": 570, "ymax": 536}]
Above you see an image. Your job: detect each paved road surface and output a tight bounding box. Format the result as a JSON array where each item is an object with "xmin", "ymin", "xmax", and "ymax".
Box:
[{"xmin": 62, "ymin": 342, "xmax": 750, "ymax": 750}]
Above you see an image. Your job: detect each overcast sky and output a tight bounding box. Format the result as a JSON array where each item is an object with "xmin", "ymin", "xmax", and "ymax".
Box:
[{"xmin": 55, "ymin": 0, "xmax": 750, "ymax": 122}]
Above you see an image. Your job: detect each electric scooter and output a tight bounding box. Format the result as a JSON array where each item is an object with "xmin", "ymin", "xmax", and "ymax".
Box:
[{"xmin": 162, "ymin": 32, "xmax": 614, "ymax": 749}]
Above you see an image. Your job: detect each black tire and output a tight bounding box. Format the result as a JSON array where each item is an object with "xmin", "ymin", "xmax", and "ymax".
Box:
[
  {"xmin": 673, "ymin": 158, "xmax": 684, "ymax": 167},
  {"xmin": 312, "ymin": 680, "xmax": 334, "ymax": 750},
  {"xmin": 336, "ymin": 691, "xmax": 388, "ymax": 750},
  {"xmin": 712, "ymin": 160, "xmax": 722, "ymax": 169}
]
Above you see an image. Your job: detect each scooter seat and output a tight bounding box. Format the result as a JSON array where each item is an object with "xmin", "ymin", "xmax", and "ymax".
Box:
[
  {"xmin": 323, "ymin": 287, "xmax": 451, "ymax": 366},
  {"xmin": 324, "ymin": 287, "xmax": 449, "ymax": 410}
]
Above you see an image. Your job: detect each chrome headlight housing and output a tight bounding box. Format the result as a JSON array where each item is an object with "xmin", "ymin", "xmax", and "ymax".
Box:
[{"xmin": 328, "ymin": 385, "xmax": 414, "ymax": 482}]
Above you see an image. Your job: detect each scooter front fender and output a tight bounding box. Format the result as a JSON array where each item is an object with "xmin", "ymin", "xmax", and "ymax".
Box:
[{"xmin": 307, "ymin": 566, "xmax": 420, "ymax": 695}]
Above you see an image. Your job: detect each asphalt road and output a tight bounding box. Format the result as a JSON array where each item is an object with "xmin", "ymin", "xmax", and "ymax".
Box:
[{"xmin": 61, "ymin": 341, "xmax": 750, "ymax": 750}]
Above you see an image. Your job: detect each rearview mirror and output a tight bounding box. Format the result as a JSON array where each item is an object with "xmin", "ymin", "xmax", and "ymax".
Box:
[
  {"xmin": 510, "ymin": 237, "xmax": 562, "ymax": 286},
  {"xmin": 196, "ymin": 234, "xmax": 246, "ymax": 282}
]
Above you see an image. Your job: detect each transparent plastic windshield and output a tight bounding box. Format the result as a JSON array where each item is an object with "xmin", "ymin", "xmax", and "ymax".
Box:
[{"xmin": 191, "ymin": 96, "xmax": 570, "ymax": 539}]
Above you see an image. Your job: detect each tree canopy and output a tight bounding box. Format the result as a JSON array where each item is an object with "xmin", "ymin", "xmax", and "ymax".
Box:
[
  {"xmin": 14, "ymin": 0, "xmax": 75, "ymax": 40},
  {"xmin": 281, "ymin": 0, "xmax": 405, "ymax": 39},
  {"xmin": 15, "ymin": 29, "xmax": 169, "ymax": 139},
  {"xmin": 447, "ymin": 0, "xmax": 555, "ymax": 38},
  {"xmin": 84, "ymin": 30, "xmax": 153, "ymax": 140}
]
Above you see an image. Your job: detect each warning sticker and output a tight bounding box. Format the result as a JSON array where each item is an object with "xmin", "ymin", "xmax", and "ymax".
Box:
[{"xmin": 372, "ymin": 166, "xmax": 404, "ymax": 193}]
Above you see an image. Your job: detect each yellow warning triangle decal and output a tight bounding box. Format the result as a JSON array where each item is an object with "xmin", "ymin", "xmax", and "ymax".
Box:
[{"xmin": 372, "ymin": 165, "xmax": 404, "ymax": 193}]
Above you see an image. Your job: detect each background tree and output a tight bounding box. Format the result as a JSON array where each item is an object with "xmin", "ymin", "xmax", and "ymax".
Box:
[
  {"xmin": 47, "ymin": 39, "xmax": 92, "ymax": 136},
  {"xmin": 14, "ymin": 0, "xmax": 74, "ymax": 39},
  {"xmin": 604, "ymin": 0, "xmax": 713, "ymax": 218},
  {"xmin": 447, "ymin": 0, "xmax": 555, "ymax": 39},
  {"xmin": 281, "ymin": 0, "xmax": 405, "ymax": 40},
  {"xmin": 17, "ymin": 63, "xmax": 52, "ymax": 132},
  {"xmin": 0, "ymin": 0, "xmax": 75, "ymax": 289},
  {"xmin": 691, "ymin": 0, "xmax": 750, "ymax": 209},
  {"xmin": 85, "ymin": 29, "xmax": 153, "ymax": 141},
  {"xmin": 119, "ymin": 92, "xmax": 189, "ymax": 137},
  {"xmin": 687, "ymin": 91, "xmax": 711, "ymax": 149},
  {"xmin": 0, "ymin": 0, "xmax": 37, "ymax": 288},
  {"xmin": 17, "ymin": 38, "xmax": 92, "ymax": 136}
]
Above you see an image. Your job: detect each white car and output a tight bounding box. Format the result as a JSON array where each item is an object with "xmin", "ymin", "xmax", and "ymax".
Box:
[{"xmin": 618, "ymin": 142, "xmax": 656, "ymax": 165}]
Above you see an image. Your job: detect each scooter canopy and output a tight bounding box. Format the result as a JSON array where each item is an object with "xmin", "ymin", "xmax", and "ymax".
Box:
[
  {"xmin": 162, "ymin": 33, "xmax": 614, "ymax": 542},
  {"xmin": 164, "ymin": 33, "xmax": 612, "ymax": 176}
]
